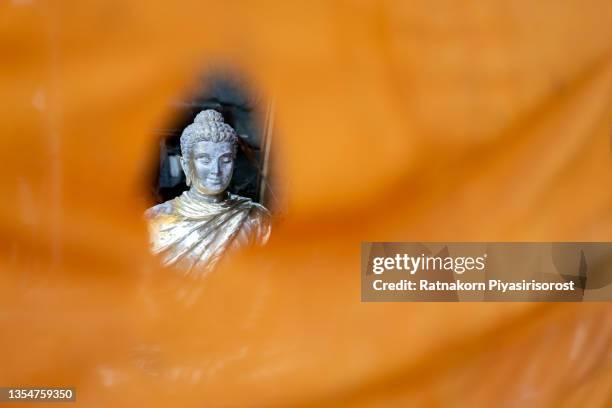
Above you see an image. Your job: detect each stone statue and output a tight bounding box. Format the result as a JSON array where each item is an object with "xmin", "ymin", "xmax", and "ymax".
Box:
[{"xmin": 145, "ymin": 110, "xmax": 271, "ymax": 274}]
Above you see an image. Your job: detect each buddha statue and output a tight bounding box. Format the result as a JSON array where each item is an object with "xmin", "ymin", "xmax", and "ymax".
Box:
[{"xmin": 145, "ymin": 110, "xmax": 271, "ymax": 274}]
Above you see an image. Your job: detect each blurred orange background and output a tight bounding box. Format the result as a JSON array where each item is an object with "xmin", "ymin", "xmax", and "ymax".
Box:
[{"xmin": 1, "ymin": 0, "xmax": 611, "ymax": 406}]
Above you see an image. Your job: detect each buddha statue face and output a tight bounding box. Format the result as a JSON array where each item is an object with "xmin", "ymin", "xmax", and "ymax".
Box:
[
  {"xmin": 188, "ymin": 140, "xmax": 235, "ymax": 194},
  {"xmin": 179, "ymin": 110, "xmax": 238, "ymax": 197}
]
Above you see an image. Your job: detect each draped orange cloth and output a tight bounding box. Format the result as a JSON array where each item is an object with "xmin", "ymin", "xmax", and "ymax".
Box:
[{"xmin": 0, "ymin": 0, "xmax": 611, "ymax": 406}]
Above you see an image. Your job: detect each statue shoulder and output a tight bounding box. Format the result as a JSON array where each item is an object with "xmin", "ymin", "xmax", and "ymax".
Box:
[
  {"xmin": 144, "ymin": 200, "xmax": 175, "ymax": 220},
  {"xmin": 245, "ymin": 201, "xmax": 271, "ymax": 244},
  {"xmin": 228, "ymin": 194, "xmax": 269, "ymax": 217},
  {"xmin": 227, "ymin": 196, "xmax": 272, "ymax": 246},
  {"xmin": 248, "ymin": 201, "xmax": 271, "ymax": 220}
]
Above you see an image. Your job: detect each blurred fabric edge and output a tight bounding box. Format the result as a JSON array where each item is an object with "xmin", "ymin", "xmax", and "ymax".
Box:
[{"xmin": 0, "ymin": 0, "xmax": 611, "ymax": 407}]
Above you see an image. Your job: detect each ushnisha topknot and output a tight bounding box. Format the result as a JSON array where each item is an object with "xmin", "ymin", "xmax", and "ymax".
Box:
[{"xmin": 180, "ymin": 109, "xmax": 238, "ymax": 158}]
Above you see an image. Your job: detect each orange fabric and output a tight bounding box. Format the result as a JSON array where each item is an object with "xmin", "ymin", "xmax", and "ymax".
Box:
[{"xmin": 1, "ymin": 0, "xmax": 611, "ymax": 406}]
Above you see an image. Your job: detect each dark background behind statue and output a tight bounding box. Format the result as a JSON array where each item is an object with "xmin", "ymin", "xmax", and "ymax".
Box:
[{"xmin": 151, "ymin": 71, "xmax": 276, "ymax": 208}]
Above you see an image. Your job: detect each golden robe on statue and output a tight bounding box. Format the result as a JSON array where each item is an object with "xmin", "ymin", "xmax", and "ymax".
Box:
[{"xmin": 146, "ymin": 191, "xmax": 271, "ymax": 274}]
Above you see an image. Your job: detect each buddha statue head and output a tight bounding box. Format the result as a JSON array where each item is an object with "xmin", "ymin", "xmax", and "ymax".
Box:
[{"xmin": 179, "ymin": 110, "xmax": 238, "ymax": 196}]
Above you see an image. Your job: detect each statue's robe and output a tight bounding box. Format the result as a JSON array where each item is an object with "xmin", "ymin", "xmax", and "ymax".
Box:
[{"xmin": 145, "ymin": 192, "xmax": 271, "ymax": 274}]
